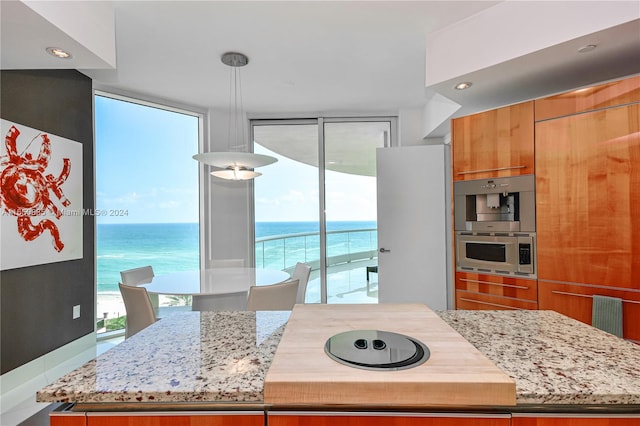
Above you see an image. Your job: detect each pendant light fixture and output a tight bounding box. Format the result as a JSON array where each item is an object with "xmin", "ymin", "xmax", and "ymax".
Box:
[{"xmin": 193, "ymin": 52, "xmax": 277, "ymax": 180}]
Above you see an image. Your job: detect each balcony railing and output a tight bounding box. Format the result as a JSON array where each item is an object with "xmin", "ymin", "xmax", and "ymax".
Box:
[{"xmin": 255, "ymin": 227, "xmax": 378, "ymax": 272}]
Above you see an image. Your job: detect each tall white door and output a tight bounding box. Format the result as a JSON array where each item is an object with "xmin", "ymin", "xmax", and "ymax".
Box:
[{"xmin": 376, "ymin": 145, "xmax": 448, "ymax": 310}]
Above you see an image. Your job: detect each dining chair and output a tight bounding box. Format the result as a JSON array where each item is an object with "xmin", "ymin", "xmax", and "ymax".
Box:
[
  {"xmin": 120, "ymin": 265, "xmax": 159, "ymax": 309},
  {"xmin": 118, "ymin": 283, "xmax": 157, "ymax": 338},
  {"xmin": 120, "ymin": 265, "xmax": 154, "ymax": 285},
  {"xmin": 290, "ymin": 262, "xmax": 312, "ymax": 304},
  {"xmin": 212, "ymin": 258, "xmax": 245, "ymax": 268},
  {"xmin": 246, "ymin": 279, "xmax": 299, "ymax": 311},
  {"xmin": 191, "ymin": 292, "xmax": 248, "ymax": 311}
]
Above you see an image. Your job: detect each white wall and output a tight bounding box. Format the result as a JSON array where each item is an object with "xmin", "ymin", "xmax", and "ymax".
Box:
[{"xmin": 201, "ymin": 109, "xmax": 253, "ymax": 267}]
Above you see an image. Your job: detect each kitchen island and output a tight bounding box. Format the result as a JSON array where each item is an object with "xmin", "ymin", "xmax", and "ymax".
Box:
[{"xmin": 38, "ymin": 306, "xmax": 640, "ymax": 425}]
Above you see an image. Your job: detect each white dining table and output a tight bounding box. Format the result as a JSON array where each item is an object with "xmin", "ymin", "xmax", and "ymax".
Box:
[{"xmin": 139, "ymin": 268, "xmax": 291, "ymax": 296}]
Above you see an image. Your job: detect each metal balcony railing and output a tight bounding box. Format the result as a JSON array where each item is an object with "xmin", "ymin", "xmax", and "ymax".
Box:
[{"xmin": 255, "ymin": 227, "xmax": 378, "ymax": 273}]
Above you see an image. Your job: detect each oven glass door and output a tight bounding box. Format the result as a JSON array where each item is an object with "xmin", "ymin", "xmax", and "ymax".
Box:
[
  {"xmin": 456, "ymin": 234, "xmax": 517, "ymax": 272},
  {"xmin": 465, "ymin": 241, "xmax": 507, "ymax": 263}
]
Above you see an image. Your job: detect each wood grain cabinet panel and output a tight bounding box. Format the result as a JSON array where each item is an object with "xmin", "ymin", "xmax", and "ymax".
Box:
[
  {"xmin": 455, "ymin": 272, "xmax": 537, "ymax": 301},
  {"xmin": 535, "ymin": 75, "xmax": 640, "ymax": 121},
  {"xmin": 512, "ymin": 414, "xmax": 640, "ymax": 425},
  {"xmin": 456, "ymin": 290, "xmax": 538, "ymax": 311},
  {"xmin": 86, "ymin": 412, "xmax": 263, "ymax": 426},
  {"xmin": 535, "ymin": 103, "xmax": 640, "ymax": 289},
  {"xmin": 268, "ymin": 413, "xmax": 510, "ymax": 426},
  {"xmin": 452, "ymin": 101, "xmax": 534, "ymax": 181},
  {"xmin": 538, "ymin": 280, "xmax": 640, "ymax": 341},
  {"xmin": 51, "ymin": 412, "xmax": 86, "ymax": 426}
]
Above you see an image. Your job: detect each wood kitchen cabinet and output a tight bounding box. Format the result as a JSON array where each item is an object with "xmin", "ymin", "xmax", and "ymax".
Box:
[
  {"xmin": 534, "ymin": 75, "xmax": 640, "ymax": 121},
  {"xmin": 82, "ymin": 412, "xmax": 264, "ymax": 426},
  {"xmin": 452, "ymin": 101, "xmax": 534, "ymax": 181},
  {"xmin": 268, "ymin": 413, "xmax": 510, "ymax": 426},
  {"xmin": 538, "ymin": 280, "xmax": 640, "ymax": 342},
  {"xmin": 455, "ymin": 272, "xmax": 538, "ymax": 310},
  {"xmin": 512, "ymin": 414, "xmax": 640, "ymax": 425},
  {"xmin": 535, "ymin": 103, "xmax": 640, "ymax": 289}
]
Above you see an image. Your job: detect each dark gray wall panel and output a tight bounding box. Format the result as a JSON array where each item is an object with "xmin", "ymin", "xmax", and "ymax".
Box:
[{"xmin": 0, "ymin": 70, "xmax": 94, "ymax": 374}]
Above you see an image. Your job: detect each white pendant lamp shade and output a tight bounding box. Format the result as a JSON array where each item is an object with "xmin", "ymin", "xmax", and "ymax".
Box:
[
  {"xmin": 194, "ymin": 52, "xmax": 277, "ymax": 180},
  {"xmin": 192, "ymin": 152, "xmax": 277, "ymax": 169},
  {"xmin": 210, "ymin": 167, "xmax": 261, "ymax": 180}
]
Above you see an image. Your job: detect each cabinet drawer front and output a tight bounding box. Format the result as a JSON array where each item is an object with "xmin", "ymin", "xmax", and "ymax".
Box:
[
  {"xmin": 535, "ymin": 75, "xmax": 640, "ymax": 121},
  {"xmin": 455, "ymin": 272, "xmax": 537, "ymax": 301},
  {"xmin": 456, "ymin": 290, "xmax": 538, "ymax": 310},
  {"xmin": 538, "ymin": 280, "xmax": 640, "ymax": 341},
  {"xmin": 513, "ymin": 414, "xmax": 640, "ymax": 425},
  {"xmin": 269, "ymin": 413, "xmax": 510, "ymax": 426}
]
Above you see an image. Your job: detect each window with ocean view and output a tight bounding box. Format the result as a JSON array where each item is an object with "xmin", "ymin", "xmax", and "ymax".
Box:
[
  {"xmin": 95, "ymin": 93, "xmax": 200, "ymax": 333},
  {"xmin": 253, "ymin": 119, "xmax": 391, "ymax": 304}
]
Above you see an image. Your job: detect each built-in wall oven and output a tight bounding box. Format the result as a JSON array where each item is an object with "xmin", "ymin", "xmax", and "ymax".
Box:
[
  {"xmin": 456, "ymin": 233, "xmax": 535, "ymax": 276},
  {"xmin": 454, "ymin": 175, "xmax": 536, "ymax": 277}
]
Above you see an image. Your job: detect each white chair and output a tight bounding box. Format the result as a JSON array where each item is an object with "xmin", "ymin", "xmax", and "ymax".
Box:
[
  {"xmin": 120, "ymin": 265, "xmax": 154, "ymax": 285},
  {"xmin": 120, "ymin": 265, "xmax": 158, "ymax": 308},
  {"xmin": 191, "ymin": 292, "xmax": 248, "ymax": 311},
  {"xmin": 246, "ymin": 279, "xmax": 299, "ymax": 311},
  {"xmin": 211, "ymin": 258, "xmax": 245, "ymax": 268},
  {"xmin": 118, "ymin": 283, "xmax": 157, "ymax": 339},
  {"xmin": 290, "ymin": 262, "xmax": 312, "ymax": 304}
]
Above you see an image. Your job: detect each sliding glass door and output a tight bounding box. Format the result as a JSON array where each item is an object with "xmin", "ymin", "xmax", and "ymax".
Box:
[
  {"xmin": 323, "ymin": 119, "xmax": 390, "ymax": 303},
  {"xmin": 252, "ymin": 117, "xmax": 394, "ymax": 304}
]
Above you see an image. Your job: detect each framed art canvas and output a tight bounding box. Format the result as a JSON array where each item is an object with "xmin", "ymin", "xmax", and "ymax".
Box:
[{"xmin": 0, "ymin": 119, "xmax": 83, "ymax": 270}]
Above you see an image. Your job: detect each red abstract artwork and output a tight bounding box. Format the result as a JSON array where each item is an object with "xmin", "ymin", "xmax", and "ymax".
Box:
[
  {"xmin": 1, "ymin": 125, "xmax": 71, "ymax": 252},
  {"xmin": 1, "ymin": 120, "xmax": 82, "ymax": 270}
]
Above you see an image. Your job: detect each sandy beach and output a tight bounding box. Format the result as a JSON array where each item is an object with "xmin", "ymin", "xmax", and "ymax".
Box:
[{"xmin": 96, "ymin": 293, "xmax": 182, "ymax": 319}]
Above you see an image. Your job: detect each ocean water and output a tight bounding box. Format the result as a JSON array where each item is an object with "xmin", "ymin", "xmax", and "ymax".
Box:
[{"xmin": 97, "ymin": 221, "xmax": 376, "ymax": 293}]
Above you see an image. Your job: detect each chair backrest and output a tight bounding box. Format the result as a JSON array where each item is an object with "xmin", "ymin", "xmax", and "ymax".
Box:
[
  {"xmin": 291, "ymin": 262, "xmax": 312, "ymax": 304},
  {"xmin": 212, "ymin": 258, "xmax": 245, "ymax": 268},
  {"xmin": 118, "ymin": 283, "xmax": 156, "ymax": 338},
  {"xmin": 246, "ymin": 279, "xmax": 299, "ymax": 311},
  {"xmin": 120, "ymin": 265, "xmax": 154, "ymax": 286}
]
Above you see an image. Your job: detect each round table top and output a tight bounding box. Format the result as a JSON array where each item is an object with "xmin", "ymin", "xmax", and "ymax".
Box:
[{"xmin": 139, "ymin": 268, "xmax": 290, "ymax": 296}]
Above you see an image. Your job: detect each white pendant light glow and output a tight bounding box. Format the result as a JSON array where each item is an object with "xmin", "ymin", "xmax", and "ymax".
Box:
[{"xmin": 193, "ymin": 52, "xmax": 277, "ymax": 180}]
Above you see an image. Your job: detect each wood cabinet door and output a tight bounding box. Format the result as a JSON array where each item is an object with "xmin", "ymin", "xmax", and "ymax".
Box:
[
  {"xmin": 512, "ymin": 414, "xmax": 640, "ymax": 425},
  {"xmin": 535, "ymin": 103, "xmax": 640, "ymax": 289},
  {"xmin": 51, "ymin": 412, "xmax": 86, "ymax": 426},
  {"xmin": 269, "ymin": 413, "xmax": 510, "ymax": 426},
  {"xmin": 535, "ymin": 75, "xmax": 640, "ymax": 121},
  {"xmin": 452, "ymin": 101, "xmax": 534, "ymax": 181},
  {"xmin": 86, "ymin": 412, "xmax": 263, "ymax": 426},
  {"xmin": 538, "ymin": 280, "xmax": 640, "ymax": 341}
]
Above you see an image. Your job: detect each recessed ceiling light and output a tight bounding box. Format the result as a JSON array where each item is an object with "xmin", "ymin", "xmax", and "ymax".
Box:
[
  {"xmin": 454, "ymin": 82, "xmax": 472, "ymax": 90},
  {"xmin": 46, "ymin": 47, "xmax": 72, "ymax": 59},
  {"xmin": 577, "ymin": 44, "xmax": 597, "ymax": 54}
]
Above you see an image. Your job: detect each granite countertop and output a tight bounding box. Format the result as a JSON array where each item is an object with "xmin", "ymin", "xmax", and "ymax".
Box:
[
  {"xmin": 37, "ymin": 311, "xmax": 290, "ymax": 405},
  {"xmin": 438, "ymin": 310, "xmax": 640, "ymax": 405},
  {"xmin": 37, "ymin": 308, "xmax": 640, "ymax": 407}
]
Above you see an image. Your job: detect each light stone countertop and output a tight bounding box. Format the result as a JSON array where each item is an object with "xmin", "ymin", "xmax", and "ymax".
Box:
[
  {"xmin": 37, "ymin": 309, "xmax": 640, "ymax": 407},
  {"xmin": 438, "ymin": 309, "xmax": 640, "ymax": 405},
  {"xmin": 37, "ymin": 311, "xmax": 290, "ymax": 405}
]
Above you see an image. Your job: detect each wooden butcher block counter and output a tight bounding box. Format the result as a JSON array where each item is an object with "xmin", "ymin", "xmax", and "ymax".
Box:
[{"xmin": 264, "ymin": 303, "xmax": 516, "ymax": 407}]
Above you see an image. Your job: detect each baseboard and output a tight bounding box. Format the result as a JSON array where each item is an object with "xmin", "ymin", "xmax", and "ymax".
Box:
[{"xmin": 0, "ymin": 333, "xmax": 96, "ymax": 416}]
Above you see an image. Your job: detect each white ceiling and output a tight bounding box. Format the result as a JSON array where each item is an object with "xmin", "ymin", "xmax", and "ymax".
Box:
[{"xmin": 2, "ymin": 1, "xmax": 640, "ymax": 138}]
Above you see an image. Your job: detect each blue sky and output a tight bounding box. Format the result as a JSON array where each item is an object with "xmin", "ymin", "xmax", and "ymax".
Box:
[
  {"xmin": 95, "ymin": 95, "xmax": 377, "ymax": 224},
  {"xmin": 95, "ymin": 95, "xmax": 199, "ymax": 224}
]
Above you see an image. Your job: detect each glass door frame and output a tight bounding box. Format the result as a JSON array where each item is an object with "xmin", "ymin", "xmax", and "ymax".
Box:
[{"xmin": 250, "ymin": 116, "xmax": 397, "ymax": 304}]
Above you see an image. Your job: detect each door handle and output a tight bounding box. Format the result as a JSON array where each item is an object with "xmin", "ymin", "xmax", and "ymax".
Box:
[{"xmin": 379, "ymin": 248, "xmax": 391, "ymax": 253}]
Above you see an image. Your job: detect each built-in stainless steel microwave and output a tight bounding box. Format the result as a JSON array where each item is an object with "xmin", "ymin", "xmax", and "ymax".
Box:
[{"xmin": 456, "ymin": 232, "xmax": 536, "ymax": 277}]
